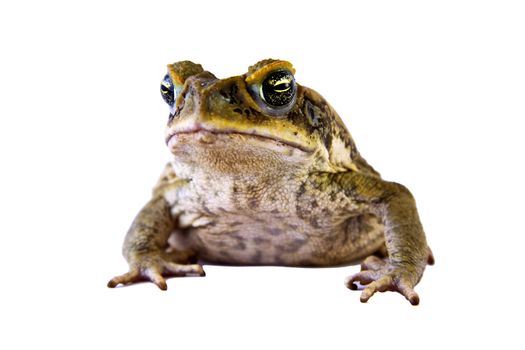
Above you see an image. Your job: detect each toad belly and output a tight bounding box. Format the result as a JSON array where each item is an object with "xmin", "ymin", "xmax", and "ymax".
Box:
[{"xmin": 173, "ymin": 212, "xmax": 385, "ymax": 266}]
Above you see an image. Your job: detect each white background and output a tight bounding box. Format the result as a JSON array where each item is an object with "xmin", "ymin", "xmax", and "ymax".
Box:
[{"xmin": 1, "ymin": 0, "xmax": 524, "ymax": 349}]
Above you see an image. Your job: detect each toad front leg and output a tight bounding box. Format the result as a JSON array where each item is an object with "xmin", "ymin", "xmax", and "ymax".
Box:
[
  {"xmin": 331, "ymin": 172, "xmax": 433, "ymax": 305},
  {"xmin": 107, "ymin": 196, "xmax": 205, "ymax": 290}
]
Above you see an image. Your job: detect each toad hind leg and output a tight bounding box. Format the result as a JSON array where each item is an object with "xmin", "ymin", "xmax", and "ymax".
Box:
[
  {"xmin": 326, "ymin": 171, "xmax": 433, "ymax": 305},
  {"xmin": 107, "ymin": 196, "xmax": 205, "ymax": 290}
]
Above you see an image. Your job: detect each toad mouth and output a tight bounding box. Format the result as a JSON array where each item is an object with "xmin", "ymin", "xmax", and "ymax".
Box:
[{"xmin": 166, "ymin": 123, "xmax": 314, "ymax": 153}]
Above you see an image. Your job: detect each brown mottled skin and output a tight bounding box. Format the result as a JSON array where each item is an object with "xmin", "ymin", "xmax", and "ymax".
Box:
[{"xmin": 108, "ymin": 59, "xmax": 434, "ymax": 305}]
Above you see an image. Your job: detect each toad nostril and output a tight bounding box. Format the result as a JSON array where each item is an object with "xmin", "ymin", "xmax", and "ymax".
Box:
[
  {"xmin": 217, "ymin": 83, "xmax": 239, "ymax": 105},
  {"xmin": 219, "ymin": 90, "xmax": 231, "ymax": 103},
  {"xmin": 168, "ymin": 103, "xmax": 184, "ymax": 123}
]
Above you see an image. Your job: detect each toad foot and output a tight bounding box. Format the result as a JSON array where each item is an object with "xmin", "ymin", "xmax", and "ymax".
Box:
[
  {"xmin": 345, "ymin": 256, "xmax": 421, "ymax": 305},
  {"xmin": 107, "ymin": 253, "xmax": 205, "ymax": 290}
]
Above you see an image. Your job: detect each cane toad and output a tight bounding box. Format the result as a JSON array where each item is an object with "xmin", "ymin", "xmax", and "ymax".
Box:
[{"xmin": 108, "ymin": 59, "xmax": 434, "ymax": 304}]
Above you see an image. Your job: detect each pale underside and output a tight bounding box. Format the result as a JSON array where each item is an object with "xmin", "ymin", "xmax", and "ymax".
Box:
[{"xmin": 162, "ymin": 132, "xmax": 385, "ymax": 266}]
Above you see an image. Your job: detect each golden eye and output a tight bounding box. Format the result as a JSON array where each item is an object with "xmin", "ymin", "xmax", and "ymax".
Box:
[
  {"xmin": 261, "ymin": 70, "xmax": 296, "ymax": 107},
  {"xmin": 160, "ymin": 74, "xmax": 175, "ymax": 106}
]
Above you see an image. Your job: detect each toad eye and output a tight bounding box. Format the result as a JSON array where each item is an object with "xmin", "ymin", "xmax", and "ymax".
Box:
[
  {"xmin": 260, "ymin": 70, "xmax": 296, "ymax": 108},
  {"xmin": 160, "ymin": 74, "xmax": 175, "ymax": 107}
]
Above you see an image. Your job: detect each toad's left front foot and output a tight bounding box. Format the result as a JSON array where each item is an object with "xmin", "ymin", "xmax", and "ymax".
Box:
[{"xmin": 345, "ymin": 255, "xmax": 430, "ymax": 305}]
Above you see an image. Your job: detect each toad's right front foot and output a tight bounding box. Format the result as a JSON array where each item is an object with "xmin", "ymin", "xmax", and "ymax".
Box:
[{"xmin": 107, "ymin": 252, "xmax": 205, "ymax": 290}]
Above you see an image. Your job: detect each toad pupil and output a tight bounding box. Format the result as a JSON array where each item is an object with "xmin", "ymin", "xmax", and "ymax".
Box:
[{"xmin": 273, "ymin": 80, "xmax": 291, "ymax": 92}]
